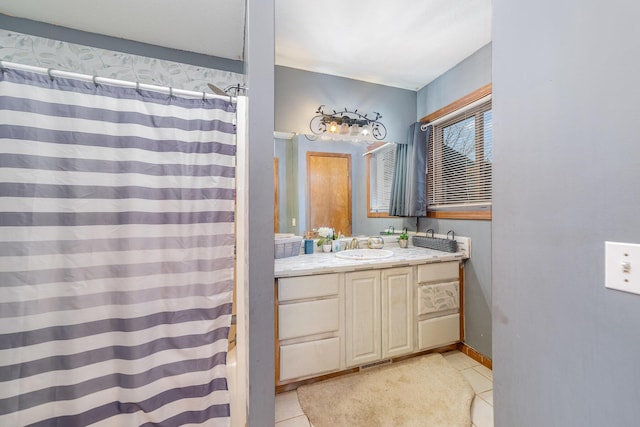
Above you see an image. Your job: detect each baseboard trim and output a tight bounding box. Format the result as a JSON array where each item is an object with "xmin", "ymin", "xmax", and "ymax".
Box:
[
  {"xmin": 275, "ymin": 343, "xmax": 459, "ymax": 393},
  {"xmin": 457, "ymin": 343, "xmax": 492, "ymax": 370}
]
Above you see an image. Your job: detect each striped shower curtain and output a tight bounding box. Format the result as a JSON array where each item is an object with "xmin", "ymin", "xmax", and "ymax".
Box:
[{"xmin": 0, "ymin": 68, "xmax": 236, "ymax": 426}]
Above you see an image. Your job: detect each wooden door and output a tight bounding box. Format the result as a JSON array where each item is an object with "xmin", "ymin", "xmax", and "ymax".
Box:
[{"xmin": 306, "ymin": 152, "xmax": 352, "ymax": 236}]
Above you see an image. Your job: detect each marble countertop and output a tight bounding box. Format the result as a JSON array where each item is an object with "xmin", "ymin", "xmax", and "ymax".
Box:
[{"xmin": 274, "ymin": 244, "xmax": 463, "ymax": 278}]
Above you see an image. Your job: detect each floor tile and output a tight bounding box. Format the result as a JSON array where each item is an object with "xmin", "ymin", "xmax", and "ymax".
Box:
[
  {"xmin": 275, "ymin": 391, "xmax": 304, "ymax": 422},
  {"xmin": 276, "ymin": 415, "xmax": 311, "ymax": 427},
  {"xmin": 478, "ymin": 389, "xmax": 493, "ymax": 406},
  {"xmin": 471, "ymin": 396, "xmax": 494, "ymax": 427},
  {"xmin": 461, "ymin": 368, "xmax": 493, "ymax": 394},
  {"xmin": 443, "ymin": 350, "xmax": 480, "ymax": 370},
  {"xmin": 473, "ymin": 364, "xmax": 493, "ymax": 381}
]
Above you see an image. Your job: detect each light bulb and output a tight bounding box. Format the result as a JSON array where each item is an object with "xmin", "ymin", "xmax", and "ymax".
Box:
[
  {"xmin": 328, "ymin": 121, "xmax": 338, "ymax": 133},
  {"xmin": 350, "ymin": 124, "xmax": 360, "ymax": 136},
  {"xmin": 339, "ymin": 123, "xmax": 349, "ymax": 134},
  {"xmin": 361, "ymin": 124, "xmax": 372, "ymax": 136}
]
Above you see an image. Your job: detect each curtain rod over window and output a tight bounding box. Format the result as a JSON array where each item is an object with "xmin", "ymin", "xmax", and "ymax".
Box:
[
  {"xmin": 362, "ymin": 142, "xmax": 394, "ymax": 156},
  {"xmin": 0, "ymin": 60, "xmax": 232, "ymax": 101},
  {"xmin": 420, "ymin": 94, "xmax": 492, "ymax": 131}
]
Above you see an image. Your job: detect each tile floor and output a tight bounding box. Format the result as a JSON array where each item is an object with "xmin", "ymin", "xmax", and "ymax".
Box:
[{"xmin": 275, "ymin": 350, "xmax": 494, "ymax": 427}]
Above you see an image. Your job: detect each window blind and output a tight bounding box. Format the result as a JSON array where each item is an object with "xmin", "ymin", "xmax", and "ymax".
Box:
[
  {"xmin": 428, "ymin": 100, "xmax": 492, "ymax": 209},
  {"xmin": 370, "ymin": 144, "xmax": 396, "ymax": 212}
]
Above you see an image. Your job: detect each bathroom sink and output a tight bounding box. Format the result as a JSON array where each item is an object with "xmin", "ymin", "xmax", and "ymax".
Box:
[{"xmin": 334, "ymin": 249, "xmax": 394, "ymax": 260}]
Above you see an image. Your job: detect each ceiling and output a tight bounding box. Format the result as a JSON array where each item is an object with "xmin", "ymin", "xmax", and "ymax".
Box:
[{"xmin": 0, "ymin": 0, "xmax": 492, "ymax": 91}]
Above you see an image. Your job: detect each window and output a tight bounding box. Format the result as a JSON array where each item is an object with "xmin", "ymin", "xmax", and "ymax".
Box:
[
  {"xmin": 367, "ymin": 142, "xmax": 396, "ymax": 217},
  {"xmin": 428, "ymin": 99, "xmax": 492, "ymax": 211}
]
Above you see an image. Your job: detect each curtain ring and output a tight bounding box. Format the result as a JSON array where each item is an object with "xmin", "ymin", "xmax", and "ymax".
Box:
[
  {"xmin": 202, "ymin": 91, "xmax": 206, "ymax": 102},
  {"xmin": 92, "ymin": 75, "xmax": 99, "ymax": 86},
  {"xmin": 47, "ymin": 68, "xmax": 54, "ymax": 81},
  {"xmin": 169, "ymin": 87, "xmax": 173, "ymax": 99}
]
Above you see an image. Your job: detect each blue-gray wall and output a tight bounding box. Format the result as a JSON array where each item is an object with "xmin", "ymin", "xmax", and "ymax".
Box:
[
  {"xmin": 275, "ymin": 66, "xmax": 416, "ymax": 146},
  {"xmin": 418, "ymin": 43, "xmax": 492, "ymax": 120},
  {"xmin": 493, "ymin": 1, "xmax": 640, "ymax": 426},
  {"xmin": 416, "ymin": 43, "xmax": 493, "ymax": 358},
  {"xmin": 245, "ymin": 0, "xmax": 275, "ymax": 423},
  {"xmin": 275, "ymin": 66, "xmax": 417, "ymax": 236}
]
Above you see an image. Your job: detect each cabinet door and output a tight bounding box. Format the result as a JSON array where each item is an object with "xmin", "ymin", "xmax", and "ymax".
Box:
[
  {"xmin": 345, "ymin": 270, "xmax": 381, "ymax": 367},
  {"xmin": 381, "ymin": 267, "xmax": 414, "ymax": 359}
]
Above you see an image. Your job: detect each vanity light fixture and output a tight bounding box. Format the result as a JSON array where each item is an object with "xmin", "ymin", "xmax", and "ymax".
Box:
[{"xmin": 309, "ymin": 105, "xmax": 387, "ymax": 141}]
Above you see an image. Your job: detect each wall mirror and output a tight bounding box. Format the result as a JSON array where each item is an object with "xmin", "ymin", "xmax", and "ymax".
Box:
[{"xmin": 274, "ymin": 133, "xmax": 413, "ymax": 237}]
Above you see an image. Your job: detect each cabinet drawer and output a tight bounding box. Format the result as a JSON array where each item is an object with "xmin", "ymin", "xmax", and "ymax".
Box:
[
  {"xmin": 278, "ymin": 274, "xmax": 340, "ymax": 302},
  {"xmin": 417, "ymin": 261, "xmax": 459, "ymax": 283},
  {"xmin": 279, "ymin": 337, "xmax": 341, "ymax": 381},
  {"xmin": 417, "ymin": 314, "xmax": 460, "ymax": 350},
  {"xmin": 278, "ymin": 298, "xmax": 340, "ymax": 340},
  {"xmin": 417, "ymin": 281, "xmax": 459, "ymax": 315}
]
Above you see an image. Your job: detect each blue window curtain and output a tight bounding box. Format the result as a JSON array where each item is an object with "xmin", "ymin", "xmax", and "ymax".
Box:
[{"xmin": 388, "ymin": 122, "xmax": 429, "ymax": 217}]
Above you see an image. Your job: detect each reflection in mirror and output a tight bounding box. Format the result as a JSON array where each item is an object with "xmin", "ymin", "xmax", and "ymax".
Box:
[
  {"xmin": 275, "ymin": 134, "xmax": 415, "ymax": 237},
  {"xmin": 306, "ymin": 151, "xmax": 352, "ymax": 236},
  {"xmin": 366, "ymin": 142, "xmax": 396, "ymax": 217}
]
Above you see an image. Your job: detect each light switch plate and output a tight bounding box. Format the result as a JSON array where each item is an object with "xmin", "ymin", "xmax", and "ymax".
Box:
[{"xmin": 605, "ymin": 241, "xmax": 640, "ymax": 294}]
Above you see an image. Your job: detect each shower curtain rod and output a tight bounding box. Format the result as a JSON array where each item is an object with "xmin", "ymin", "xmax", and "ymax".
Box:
[{"xmin": 0, "ymin": 60, "xmax": 236, "ymax": 101}]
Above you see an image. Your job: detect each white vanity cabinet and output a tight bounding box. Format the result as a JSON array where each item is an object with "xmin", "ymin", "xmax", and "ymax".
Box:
[
  {"xmin": 276, "ymin": 273, "xmax": 344, "ymax": 382},
  {"xmin": 275, "ymin": 257, "xmax": 462, "ymax": 385},
  {"xmin": 345, "ymin": 266, "xmax": 414, "ymax": 367},
  {"xmin": 415, "ymin": 261, "xmax": 461, "ymax": 350}
]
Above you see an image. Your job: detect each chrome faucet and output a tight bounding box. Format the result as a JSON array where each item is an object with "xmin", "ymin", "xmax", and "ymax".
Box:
[{"xmin": 348, "ymin": 238, "xmax": 360, "ymax": 249}]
